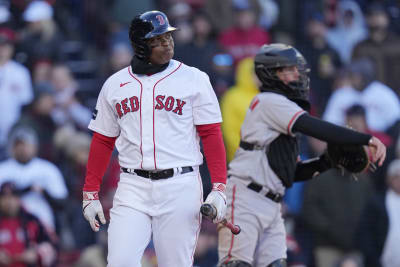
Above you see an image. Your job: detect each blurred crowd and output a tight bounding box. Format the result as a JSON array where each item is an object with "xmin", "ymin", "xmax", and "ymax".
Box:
[{"xmin": 0, "ymin": 0, "xmax": 399, "ymax": 266}]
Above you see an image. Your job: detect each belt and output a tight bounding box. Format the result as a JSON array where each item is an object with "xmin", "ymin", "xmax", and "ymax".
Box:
[
  {"xmin": 247, "ymin": 182, "xmax": 283, "ymax": 203},
  {"xmin": 239, "ymin": 141, "xmax": 264, "ymax": 151},
  {"xmin": 121, "ymin": 166, "xmax": 193, "ymax": 180}
]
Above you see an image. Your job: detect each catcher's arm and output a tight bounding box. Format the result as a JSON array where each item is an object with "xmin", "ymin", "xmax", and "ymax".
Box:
[
  {"xmin": 294, "ymin": 154, "xmax": 332, "ymax": 182},
  {"xmin": 293, "ymin": 114, "xmax": 386, "ymax": 166}
]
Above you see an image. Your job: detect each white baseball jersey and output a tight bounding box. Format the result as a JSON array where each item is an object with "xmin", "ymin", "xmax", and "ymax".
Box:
[
  {"xmin": 89, "ymin": 59, "xmax": 222, "ymax": 170},
  {"xmin": 0, "ymin": 60, "xmax": 33, "ymax": 146},
  {"xmin": 228, "ymin": 92, "xmax": 305, "ymax": 194},
  {"xmin": 0, "ymin": 157, "xmax": 68, "ymax": 230}
]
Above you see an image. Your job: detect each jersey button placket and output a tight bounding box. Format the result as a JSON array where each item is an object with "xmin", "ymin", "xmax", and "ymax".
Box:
[{"xmin": 141, "ymin": 83, "xmax": 155, "ymax": 169}]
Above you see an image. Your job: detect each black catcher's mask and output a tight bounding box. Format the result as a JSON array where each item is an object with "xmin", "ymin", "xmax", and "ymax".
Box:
[{"xmin": 254, "ymin": 43, "xmax": 311, "ymax": 111}]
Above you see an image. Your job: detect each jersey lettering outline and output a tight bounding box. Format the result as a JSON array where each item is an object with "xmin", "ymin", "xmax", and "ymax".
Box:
[
  {"xmin": 164, "ymin": 96, "xmax": 174, "ymax": 111},
  {"xmin": 154, "ymin": 95, "xmax": 186, "ymax": 115},
  {"xmin": 121, "ymin": 98, "xmax": 130, "ymax": 114},
  {"xmin": 129, "ymin": 96, "xmax": 139, "ymax": 112},
  {"xmin": 116, "ymin": 103, "xmax": 123, "ymax": 118},
  {"xmin": 155, "ymin": 95, "xmax": 166, "ymax": 110},
  {"xmin": 116, "ymin": 94, "xmax": 186, "ymax": 119}
]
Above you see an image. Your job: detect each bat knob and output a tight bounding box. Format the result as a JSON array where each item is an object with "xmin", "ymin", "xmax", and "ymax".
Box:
[
  {"xmin": 200, "ymin": 203, "xmax": 214, "ymax": 217},
  {"xmin": 233, "ymin": 225, "xmax": 241, "ymax": 235}
]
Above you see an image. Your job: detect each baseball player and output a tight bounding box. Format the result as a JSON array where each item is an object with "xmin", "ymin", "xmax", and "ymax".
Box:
[
  {"xmin": 217, "ymin": 43, "xmax": 386, "ymax": 267},
  {"xmin": 81, "ymin": 11, "xmax": 228, "ymax": 267}
]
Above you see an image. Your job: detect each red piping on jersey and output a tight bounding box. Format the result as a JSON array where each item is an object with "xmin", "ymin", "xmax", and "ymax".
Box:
[
  {"xmin": 128, "ymin": 66, "xmax": 144, "ymax": 169},
  {"xmin": 190, "ymin": 172, "xmax": 203, "ymax": 266},
  {"xmin": 151, "ymin": 62, "xmax": 182, "ymax": 169},
  {"xmin": 287, "ymin": 110, "xmax": 305, "ymax": 135},
  {"xmin": 250, "ymin": 98, "xmax": 259, "ymax": 111},
  {"xmin": 225, "ymin": 184, "xmax": 237, "ymax": 264}
]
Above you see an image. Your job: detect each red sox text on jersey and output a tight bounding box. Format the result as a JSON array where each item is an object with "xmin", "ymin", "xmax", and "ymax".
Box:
[{"xmin": 115, "ymin": 95, "xmax": 186, "ymax": 118}]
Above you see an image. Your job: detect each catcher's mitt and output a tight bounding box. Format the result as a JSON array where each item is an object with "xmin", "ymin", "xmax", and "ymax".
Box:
[{"xmin": 326, "ymin": 143, "xmax": 376, "ymax": 176}]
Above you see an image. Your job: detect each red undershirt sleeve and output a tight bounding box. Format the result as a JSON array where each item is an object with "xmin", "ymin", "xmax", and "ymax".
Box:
[
  {"xmin": 83, "ymin": 132, "xmax": 117, "ymax": 192},
  {"xmin": 196, "ymin": 123, "xmax": 227, "ymax": 185}
]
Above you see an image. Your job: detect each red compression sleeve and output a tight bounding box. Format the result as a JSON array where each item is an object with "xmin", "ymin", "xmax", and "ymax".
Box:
[
  {"xmin": 196, "ymin": 123, "xmax": 227, "ymax": 185},
  {"xmin": 83, "ymin": 132, "xmax": 117, "ymax": 192}
]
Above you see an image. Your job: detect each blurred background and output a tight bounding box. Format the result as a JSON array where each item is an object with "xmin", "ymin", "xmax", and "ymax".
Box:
[{"xmin": 0, "ymin": 0, "xmax": 399, "ymax": 266}]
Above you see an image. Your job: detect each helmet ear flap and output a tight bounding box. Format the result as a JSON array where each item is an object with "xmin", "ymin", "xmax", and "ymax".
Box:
[{"xmin": 129, "ymin": 17, "xmax": 154, "ymax": 61}]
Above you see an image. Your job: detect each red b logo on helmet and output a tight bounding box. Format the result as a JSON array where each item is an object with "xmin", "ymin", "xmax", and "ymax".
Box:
[{"xmin": 156, "ymin": 15, "xmax": 165, "ymax": 25}]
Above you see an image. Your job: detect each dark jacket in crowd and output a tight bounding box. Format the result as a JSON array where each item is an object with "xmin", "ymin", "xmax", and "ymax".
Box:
[{"xmin": 356, "ymin": 193, "xmax": 389, "ymax": 267}]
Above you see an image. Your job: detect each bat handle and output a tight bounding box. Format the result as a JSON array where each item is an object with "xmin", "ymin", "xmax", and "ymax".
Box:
[{"xmin": 200, "ymin": 203, "xmax": 241, "ymax": 235}]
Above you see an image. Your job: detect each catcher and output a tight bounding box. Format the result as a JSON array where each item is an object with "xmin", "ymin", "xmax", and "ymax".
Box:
[{"xmin": 217, "ymin": 43, "xmax": 386, "ymax": 267}]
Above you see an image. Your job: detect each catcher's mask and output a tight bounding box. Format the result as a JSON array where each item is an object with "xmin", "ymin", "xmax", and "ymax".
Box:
[
  {"xmin": 255, "ymin": 43, "xmax": 311, "ymax": 110},
  {"xmin": 129, "ymin": 11, "xmax": 177, "ymax": 61}
]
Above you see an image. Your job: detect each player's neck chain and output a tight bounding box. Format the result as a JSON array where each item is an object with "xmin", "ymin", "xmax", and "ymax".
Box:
[{"xmin": 130, "ymin": 56, "xmax": 169, "ymax": 75}]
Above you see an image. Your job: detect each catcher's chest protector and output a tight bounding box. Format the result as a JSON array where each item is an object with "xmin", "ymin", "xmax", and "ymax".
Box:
[{"xmin": 267, "ymin": 134, "xmax": 299, "ymax": 188}]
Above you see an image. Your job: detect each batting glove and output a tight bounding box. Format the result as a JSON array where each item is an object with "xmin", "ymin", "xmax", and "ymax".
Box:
[
  {"xmin": 82, "ymin": 191, "xmax": 106, "ymax": 232},
  {"xmin": 204, "ymin": 183, "xmax": 227, "ymax": 223}
]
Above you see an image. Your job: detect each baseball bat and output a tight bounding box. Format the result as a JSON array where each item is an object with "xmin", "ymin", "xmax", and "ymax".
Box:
[{"xmin": 200, "ymin": 203, "xmax": 241, "ymax": 235}]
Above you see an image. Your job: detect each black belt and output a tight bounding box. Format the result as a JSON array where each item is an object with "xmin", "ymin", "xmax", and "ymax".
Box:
[
  {"xmin": 247, "ymin": 182, "xmax": 283, "ymax": 203},
  {"xmin": 121, "ymin": 166, "xmax": 193, "ymax": 180},
  {"xmin": 239, "ymin": 141, "xmax": 264, "ymax": 151}
]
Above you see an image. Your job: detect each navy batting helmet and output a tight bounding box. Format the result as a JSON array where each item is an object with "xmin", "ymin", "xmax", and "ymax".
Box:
[
  {"xmin": 129, "ymin": 11, "xmax": 177, "ymax": 60},
  {"xmin": 255, "ymin": 43, "xmax": 311, "ymax": 110},
  {"xmin": 139, "ymin": 11, "xmax": 177, "ymax": 39}
]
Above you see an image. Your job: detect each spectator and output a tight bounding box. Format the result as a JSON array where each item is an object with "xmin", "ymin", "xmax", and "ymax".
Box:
[
  {"xmin": 325, "ymin": 0, "xmax": 367, "ymax": 64},
  {"xmin": 108, "ymin": 42, "xmax": 133, "ymax": 74},
  {"xmin": 323, "ymin": 58, "xmax": 400, "ymax": 132},
  {"xmin": 12, "ymin": 83, "xmax": 57, "ymax": 161},
  {"xmin": 357, "ymin": 159, "xmax": 400, "ymax": 267},
  {"xmin": 302, "ymin": 166, "xmax": 374, "ymax": 267},
  {"xmin": 0, "ymin": 126, "xmax": 68, "ymax": 233},
  {"xmin": 16, "ymin": 0, "xmax": 64, "ymax": 70},
  {"xmin": 204, "ymin": 0, "xmax": 262, "ymax": 33},
  {"xmin": 111, "ymin": 0, "xmax": 156, "ymax": 27},
  {"xmin": 53, "ymin": 126, "xmax": 111, "ymax": 249},
  {"xmin": 218, "ymin": 2, "xmax": 270, "ymax": 67},
  {"xmin": 209, "ymin": 53, "xmax": 235, "ymax": 99},
  {"xmin": 0, "ymin": 181, "xmax": 57, "ymax": 267},
  {"xmin": 302, "ymin": 107, "xmax": 376, "ymax": 267},
  {"xmin": 344, "ymin": 104, "xmax": 392, "ymax": 147},
  {"xmin": 335, "ymin": 254, "xmax": 364, "ymax": 267},
  {"xmin": 49, "ymin": 64, "xmax": 92, "ymax": 130},
  {"xmin": 0, "ymin": 27, "xmax": 33, "ymax": 160},
  {"xmin": 257, "ymin": 0, "xmax": 279, "ymax": 30},
  {"xmin": 352, "ymin": 3, "xmax": 400, "ymax": 95},
  {"xmin": 220, "ymin": 57, "xmax": 259, "ymax": 162},
  {"xmin": 174, "ymin": 11, "xmax": 223, "ymax": 94},
  {"xmin": 297, "ymin": 13, "xmax": 342, "ymax": 116},
  {"xmin": 344, "ymin": 104, "xmax": 393, "ymax": 191},
  {"xmin": 31, "ymin": 58, "xmax": 53, "ymax": 88}
]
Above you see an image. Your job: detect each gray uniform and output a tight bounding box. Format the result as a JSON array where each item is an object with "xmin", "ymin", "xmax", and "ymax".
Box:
[{"xmin": 218, "ymin": 92, "xmax": 305, "ymax": 266}]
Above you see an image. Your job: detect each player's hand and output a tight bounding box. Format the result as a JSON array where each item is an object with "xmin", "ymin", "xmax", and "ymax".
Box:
[
  {"xmin": 204, "ymin": 183, "xmax": 227, "ymax": 223},
  {"xmin": 82, "ymin": 191, "xmax": 106, "ymax": 232},
  {"xmin": 368, "ymin": 136, "xmax": 386, "ymax": 166}
]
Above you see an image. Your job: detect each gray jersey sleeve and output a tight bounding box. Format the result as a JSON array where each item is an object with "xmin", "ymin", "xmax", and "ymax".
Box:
[{"xmin": 260, "ymin": 93, "xmax": 306, "ymax": 136}]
